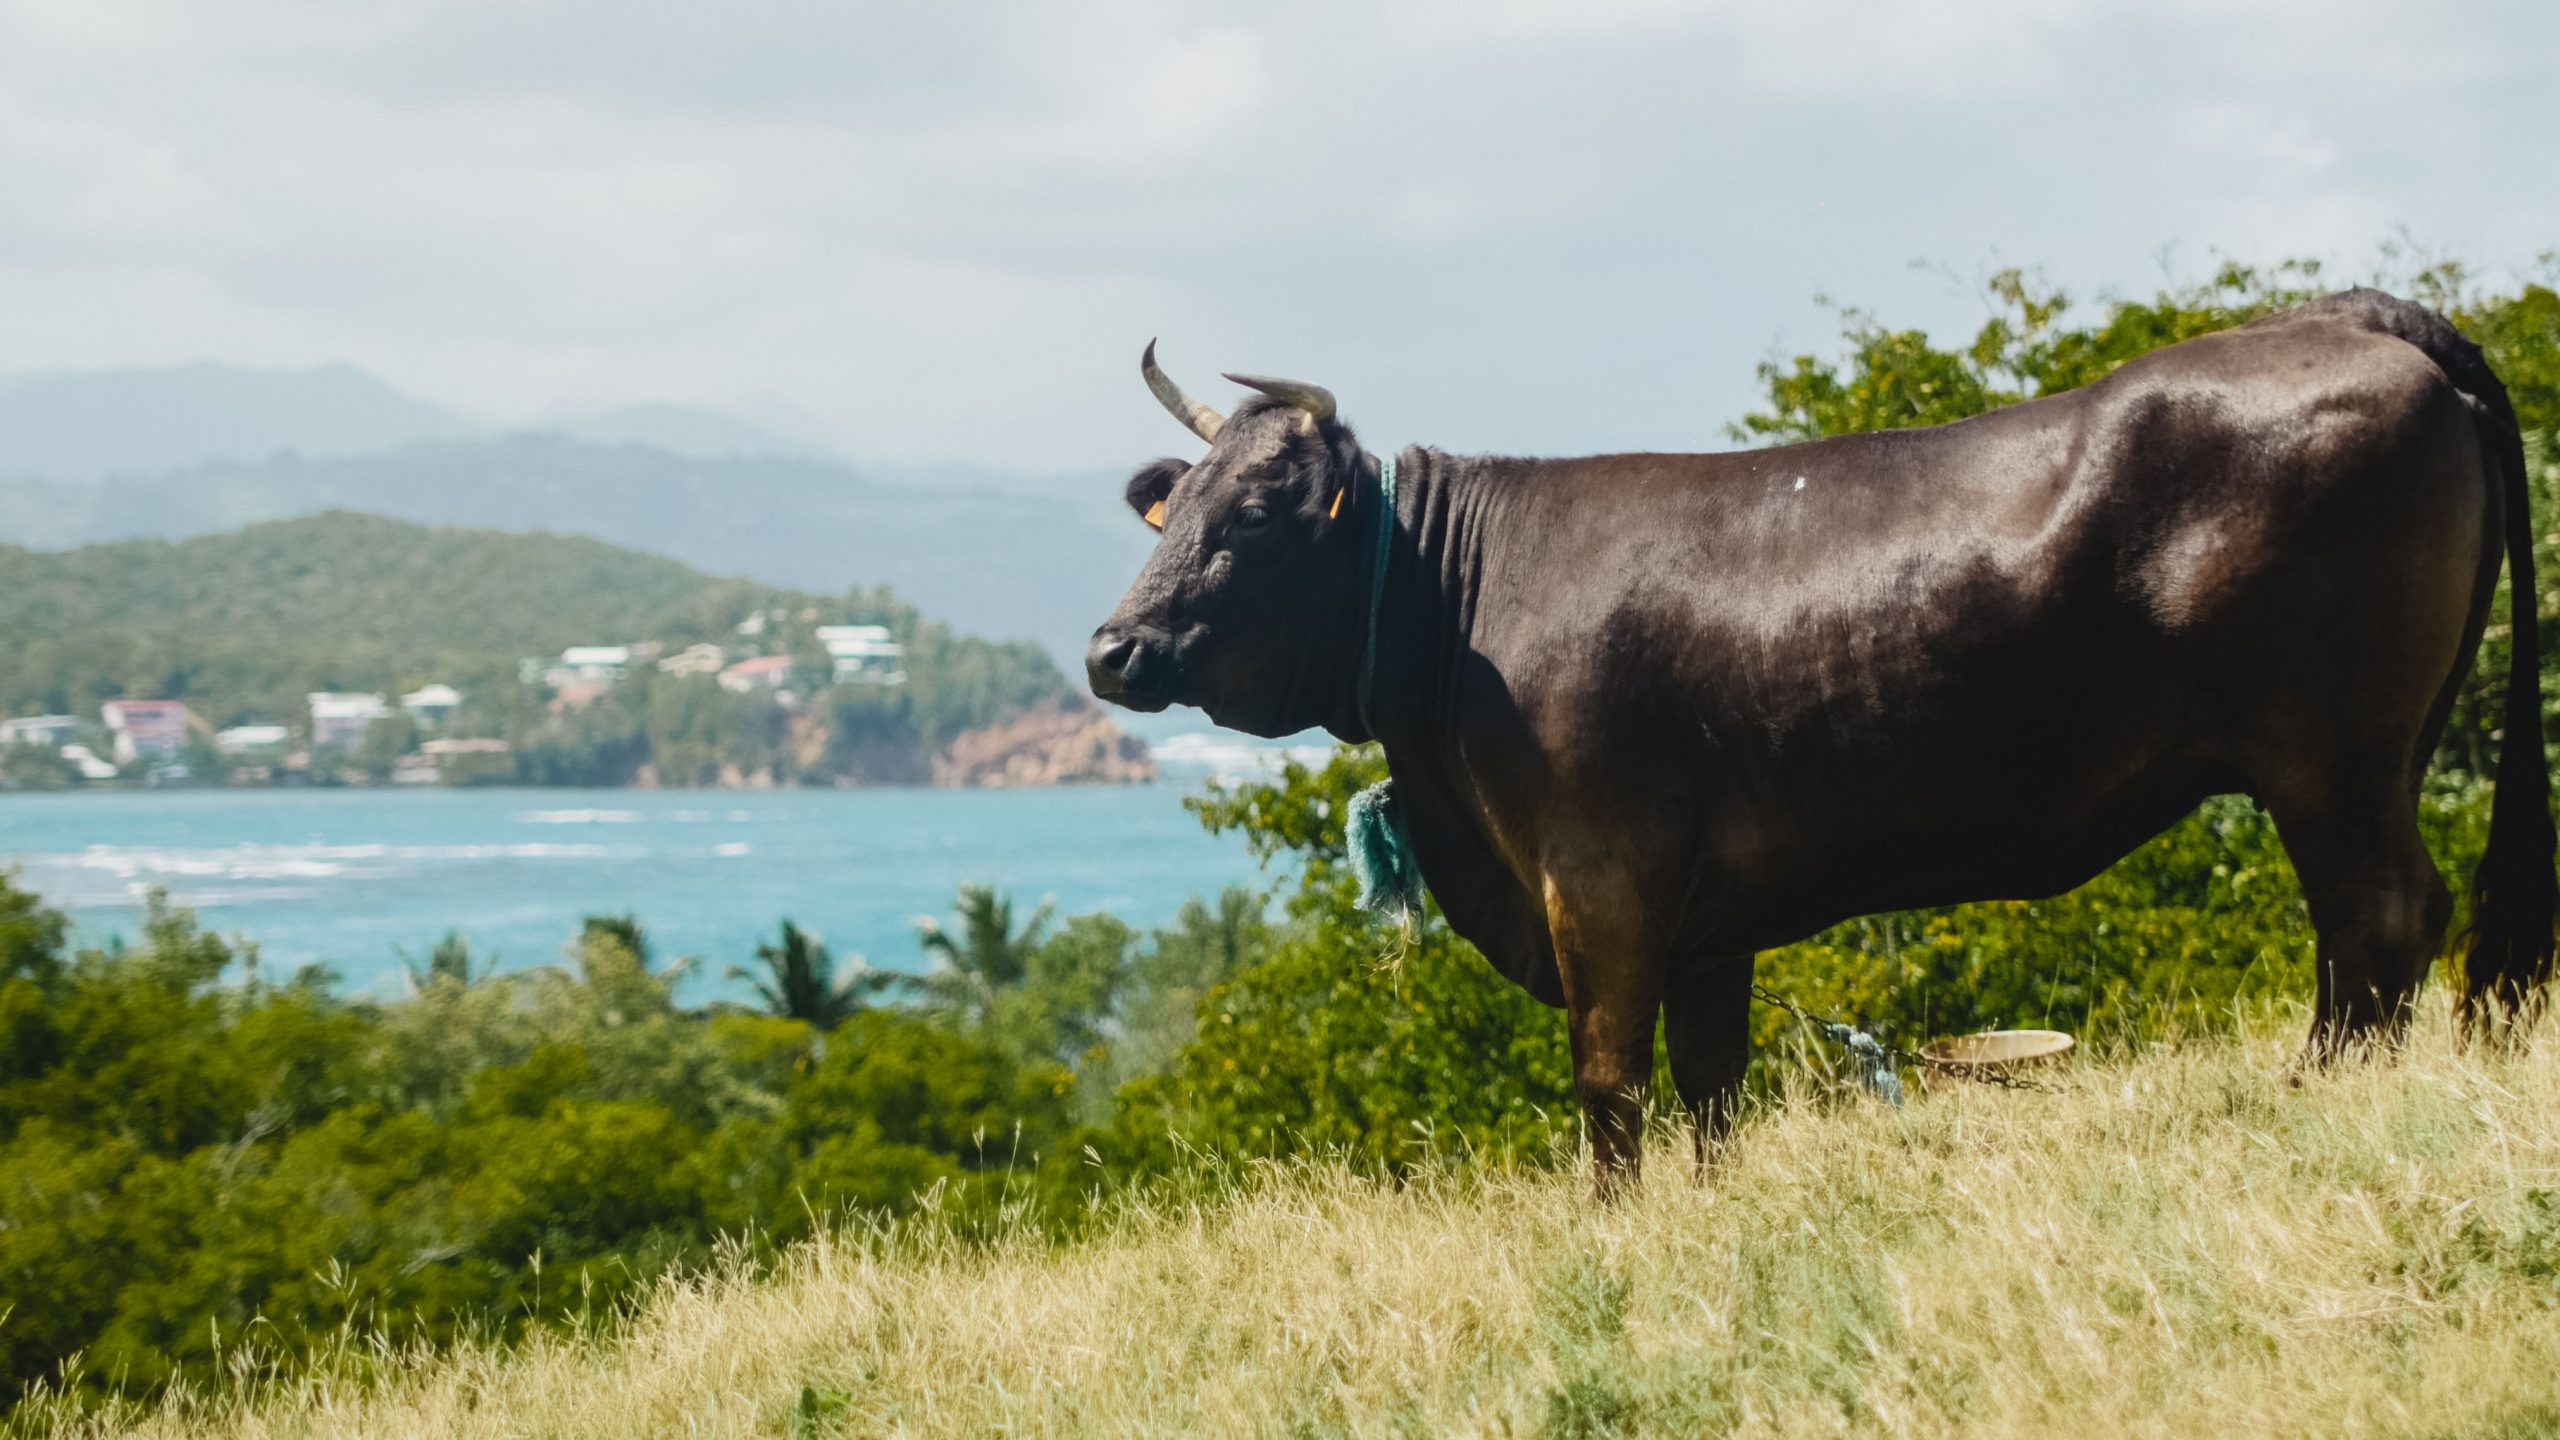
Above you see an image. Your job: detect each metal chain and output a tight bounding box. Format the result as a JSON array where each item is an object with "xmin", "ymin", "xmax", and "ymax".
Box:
[{"xmin": 1749, "ymin": 983, "xmax": 2053, "ymax": 1096}]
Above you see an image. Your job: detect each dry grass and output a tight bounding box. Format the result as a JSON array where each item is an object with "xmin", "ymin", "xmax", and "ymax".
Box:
[{"xmin": 26, "ymin": 1008, "xmax": 2560, "ymax": 1439}]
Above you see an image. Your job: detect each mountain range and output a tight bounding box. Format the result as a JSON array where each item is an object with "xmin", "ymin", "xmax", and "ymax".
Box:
[{"xmin": 0, "ymin": 363, "xmax": 1152, "ymax": 669}]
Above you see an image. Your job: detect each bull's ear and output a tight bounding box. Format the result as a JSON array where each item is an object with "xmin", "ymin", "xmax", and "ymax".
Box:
[{"xmin": 1125, "ymin": 458, "xmax": 1188, "ymax": 531}]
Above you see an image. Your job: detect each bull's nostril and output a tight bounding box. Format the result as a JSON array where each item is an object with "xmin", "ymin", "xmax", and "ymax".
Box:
[
  {"xmin": 1086, "ymin": 631, "xmax": 1143, "ymax": 697},
  {"xmin": 1086, "ymin": 629, "xmax": 1172, "ymax": 711}
]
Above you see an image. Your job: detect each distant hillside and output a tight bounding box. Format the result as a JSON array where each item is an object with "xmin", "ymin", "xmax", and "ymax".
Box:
[
  {"xmin": 0, "ymin": 512, "xmax": 1068, "ymax": 747},
  {"xmin": 0, "ymin": 362, "xmax": 469, "ymax": 481},
  {"xmin": 0, "ymin": 435, "xmax": 1149, "ymax": 669}
]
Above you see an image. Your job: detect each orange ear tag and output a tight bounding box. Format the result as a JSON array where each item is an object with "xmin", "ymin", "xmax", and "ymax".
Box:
[
  {"xmin": 1143, "ymin": 499, "xmax": 1166, "ymax": 530},
  {"xmin": 1328, "ymin": 489, "xmax": 1344, "ymax": 520}
]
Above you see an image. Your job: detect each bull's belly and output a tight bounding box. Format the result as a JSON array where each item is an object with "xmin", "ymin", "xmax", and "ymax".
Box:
[{"xmin": 1698, "ymin": 756, "xmax": 2243, "ymax": 954}]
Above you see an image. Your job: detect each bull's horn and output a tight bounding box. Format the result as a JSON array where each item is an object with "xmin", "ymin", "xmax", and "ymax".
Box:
[
  {"xmin": 1223, "ymin": 373, "xmax": 1336, "ymax": 426},
  {"xmin": 1142, "ymin": 340, "xmax": 1224, "ymax": 443}
]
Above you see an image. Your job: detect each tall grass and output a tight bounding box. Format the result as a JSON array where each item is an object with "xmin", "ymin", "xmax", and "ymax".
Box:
[{"xmin": 22, "ymin": 1006, "xmax": 2560, "ymax": 1439}]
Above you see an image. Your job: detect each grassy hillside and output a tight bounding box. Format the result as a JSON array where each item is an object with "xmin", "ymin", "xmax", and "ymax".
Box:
[
  {"xmin": 30, "ymin": 1013, "xmax": 2560, "ymax": 1439},
  {"xmin": 0, "ymin": 510, "xmax": 1066, "ymax": 737}
]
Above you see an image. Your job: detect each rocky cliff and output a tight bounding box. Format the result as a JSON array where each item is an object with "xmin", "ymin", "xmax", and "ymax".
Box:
[{"xmin": 932, "ymin": 700, "xmax": 1156, "ymax": 787}]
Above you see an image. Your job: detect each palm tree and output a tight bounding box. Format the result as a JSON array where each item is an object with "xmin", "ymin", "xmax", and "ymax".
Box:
[
  {"xmin": 1175, "ymin": 885, "xmax": 1269, "ymax": 988},
  {"xmin": 401, "ymin": 930, "xmax": 488, "ymax": 993},
  {"xmin": 578, "ymin": 912, "xmax": 693, "ymax": 985},
  {"xmin": 727, "ymin": 920, "xmax": 903, "ymax": 1031},
  {"xmin": 914, "ymin": 885, "xmax": 1053, "ymax": 1027}
]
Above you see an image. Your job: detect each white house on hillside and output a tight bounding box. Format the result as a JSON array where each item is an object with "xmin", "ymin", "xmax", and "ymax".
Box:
[
  {"xmin": 0, "ymin": 715, "xmax": 78, "ymax": 749},
  {"xmin": 544, "ymin": 646, "xmax": 631, "ymax": 688},
  {"xmin": 401, "ymin": 684, "xmax": 463, "ymax": 728},
  {"xmin": 814, "ymin": 624, "xmax": 907, "ymax": 685},
  {"xmin": 308, "ymin": 692, "xmax": 390, "ymax": 750},
  {"xmin": 216, "ymin": 724, "xmax": 290, "ymax": 757},
  {"xmin": 657, "ymin": 643, "xmax": 726, "ymax": 678}
]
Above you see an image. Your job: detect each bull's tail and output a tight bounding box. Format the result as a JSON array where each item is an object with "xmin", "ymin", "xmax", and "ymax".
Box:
[
  {"xmin": 2339, "ymin": 287, "xmax": 2560, "ymax": 1023},
  {"xmin": 2421, "ymin": 313, "xmax": 2560, "ymax": 1025}
]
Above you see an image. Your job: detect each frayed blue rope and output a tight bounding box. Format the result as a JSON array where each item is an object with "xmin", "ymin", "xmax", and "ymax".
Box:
[
  {"xmin": 1347, "ymin": 779, "xmax": 1424, "ymax": 919},
  {"xmin": 1348, "ymin": 455, "xmax": 1423, "ymax": 922}
]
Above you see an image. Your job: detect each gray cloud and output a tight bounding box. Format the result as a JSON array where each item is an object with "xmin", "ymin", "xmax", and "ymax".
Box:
[{"xmin": 0, "ymin": 0, "xmax": 2553, "ymax": 471}]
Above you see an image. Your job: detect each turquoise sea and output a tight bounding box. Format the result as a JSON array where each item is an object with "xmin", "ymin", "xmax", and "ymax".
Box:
[{"xmin": 0, "ymin": 770, "xmax": 1282, "ymax": 1002}]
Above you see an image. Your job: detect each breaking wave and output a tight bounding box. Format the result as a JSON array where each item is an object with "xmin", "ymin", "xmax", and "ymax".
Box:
[{"xmin": 1150, "ymin": 732, "xmax": 1337, "ymax": 781}]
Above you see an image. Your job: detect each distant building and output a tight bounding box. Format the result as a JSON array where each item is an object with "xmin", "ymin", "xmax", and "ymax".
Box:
[
  {"xmin": 718, "ymin": 655, "xmax": 796, "ymax": 694},
  {"xmin": 815, "ymin": 624, "xmax": 907, "ymax": 685},
  {"xmin": 421, "ymin": 736, "xmax": 511, "ymax": 758},
  {"xmin": 657, "ymin": 642, "xmax": 726, "ymax": 678},
  {"xmin": 215, "ymin": 724, "xmax": 290, "ymax": 757},
  {"xmin": 0, "ymin": 715, "xmax": 77, "ymax": 749},
  {"xmin": 308, "ymin": 692, "xmax": 390, "ymax": 750},
  {"xmin": 421, "ymin": 736, "xmax": 512, "ymax": 785},
  {"xmin": 545, "ymin": 646, "xmax": 632, "ymax": 688},
  {"xmin": 400, "ymin": 684, "xmax": 463, "ymax": 728},
  {"xmin": 99, "ymin": 700, "xmax": 193, "ymax": 765},
  {"xmin": 59, "ymin": 744, "xmax": 118, "ymax": 781}
]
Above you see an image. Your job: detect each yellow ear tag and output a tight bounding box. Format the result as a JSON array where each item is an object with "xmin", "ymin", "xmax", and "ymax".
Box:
[
  {"xmin": 1143, "ymin": 499, "xmax": 1167, "ymax": 530},
  {"xmin": 1329, "ymin": 489, "xmax": 1344, "ymax": 520}
]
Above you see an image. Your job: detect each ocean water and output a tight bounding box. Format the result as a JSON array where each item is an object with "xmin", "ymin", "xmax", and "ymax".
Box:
[{"xmin": 0, "ymin": 769, "xmax": 1290, "ymax": 1002}]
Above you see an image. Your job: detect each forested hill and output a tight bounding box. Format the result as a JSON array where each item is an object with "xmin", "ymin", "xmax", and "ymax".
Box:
[
  {"xmin": 0, "ymin": 511, "xmax": 726, "ymax": 661},
  {"xmin": 0, "ymin": 511, "xmax": 1071, "ymax": 761}
]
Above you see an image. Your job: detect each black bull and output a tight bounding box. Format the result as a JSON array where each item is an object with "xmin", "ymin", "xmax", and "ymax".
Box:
[{"xmin": 1087, "ymin": 290, "xmax": 2559, "ymax": 1188}]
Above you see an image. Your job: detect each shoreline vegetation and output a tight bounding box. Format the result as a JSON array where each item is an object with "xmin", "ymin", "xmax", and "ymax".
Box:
[{"xmin": 9, "ymin": 258, "xmax": 2560, "ymax": 1430}]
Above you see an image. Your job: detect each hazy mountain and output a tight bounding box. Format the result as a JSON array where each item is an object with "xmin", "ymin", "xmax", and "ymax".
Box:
[
  {"xmin": 542, "ymin": 403, "xmax": 831, "ymax": 461},
  {"xmin": 0, "ymin": 436, "xmax": 1152, "ymax": 669},
  {"xmin": 0, "ymin": 361, "xmax": 1160, "ymax": 668},
  {"xmin": 0, "ymin": 362, "xmax": 471, "ymax": 482}
]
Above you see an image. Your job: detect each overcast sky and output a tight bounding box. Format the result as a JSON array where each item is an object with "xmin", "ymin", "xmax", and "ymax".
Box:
[{"xmin": 2, "ymin": 0, "xmax": 2555, "ymax": 472}]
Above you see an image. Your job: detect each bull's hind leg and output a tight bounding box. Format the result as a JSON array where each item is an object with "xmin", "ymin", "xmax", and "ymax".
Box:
[
  {"xmin": 1663, "ymin": 953, "xmax": 1755, "ymax": 1169},
  {"xmin": 2263, "ymin": 768, "xmax": 2452, "ymax": 1060}
]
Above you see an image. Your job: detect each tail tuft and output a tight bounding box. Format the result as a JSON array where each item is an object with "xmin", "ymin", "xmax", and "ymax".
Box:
[{"xmin": 2463, "ymin": 773, "xmax": 2559, "ymax": 1027}]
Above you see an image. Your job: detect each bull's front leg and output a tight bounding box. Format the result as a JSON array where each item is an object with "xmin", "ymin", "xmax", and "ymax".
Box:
[{"xmin": 1540, "ymin": 863, "xmax": 1668, "ymax": 1200}]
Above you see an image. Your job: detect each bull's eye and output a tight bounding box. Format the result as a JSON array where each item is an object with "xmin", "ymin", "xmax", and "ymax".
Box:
[{"xmin": 1234, "ymin": 504, "xmax": 1274, "ymax": 532}]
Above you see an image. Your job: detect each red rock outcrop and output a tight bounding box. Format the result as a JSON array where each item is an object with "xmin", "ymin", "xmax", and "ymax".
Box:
[{"xmin": 933, "ymin": 700, "xmax": 1156, "ymax": 787}]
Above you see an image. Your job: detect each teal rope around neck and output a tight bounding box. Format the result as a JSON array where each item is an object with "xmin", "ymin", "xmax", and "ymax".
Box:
[{"xmin": 1345, "ymin": 452, "xmax": 1424, "ymax": 921}]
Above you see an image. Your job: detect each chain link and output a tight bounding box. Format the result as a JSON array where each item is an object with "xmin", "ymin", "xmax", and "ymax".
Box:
[{"xmin": 1749, "ymin": 983, "xmax": 2054, "ymax": 1095}]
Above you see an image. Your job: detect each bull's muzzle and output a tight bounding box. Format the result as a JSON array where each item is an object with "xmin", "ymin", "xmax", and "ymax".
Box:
[{"xmin": 1085, "ymin": 627, "xmax": 1173, "ymax": 711}]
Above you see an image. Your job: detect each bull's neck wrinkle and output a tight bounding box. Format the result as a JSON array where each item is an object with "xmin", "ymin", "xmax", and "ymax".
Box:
[
  {"xmin": 1355, "ymin": 444, "xmax": 1479, "ymax": 749},
  {"xmin": 1354, "ymin": 453, "xmax": 1398, "ymax": 735}
]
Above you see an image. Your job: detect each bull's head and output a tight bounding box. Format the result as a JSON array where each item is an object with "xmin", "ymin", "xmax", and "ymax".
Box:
[{"xmin": 1086, "ymin": 343, "xmax": 1372, "ymax": 738}]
